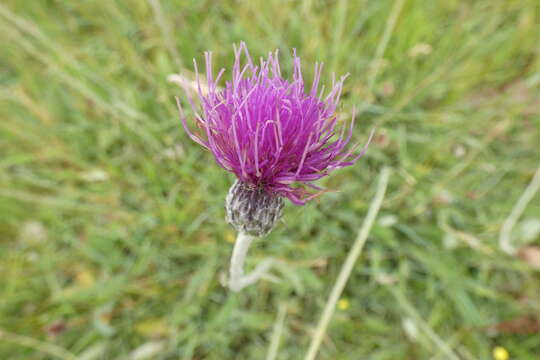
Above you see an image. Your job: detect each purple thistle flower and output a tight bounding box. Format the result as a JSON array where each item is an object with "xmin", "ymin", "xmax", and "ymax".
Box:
[{"xmin": 177, "ymin": 42, "xmax": 372, "ymax": 206}]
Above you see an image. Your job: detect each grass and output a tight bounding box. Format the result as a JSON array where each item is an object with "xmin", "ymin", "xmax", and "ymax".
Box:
[{"xmin": 1, "ymin": 0, "xmax": 539, "ymax": 359}]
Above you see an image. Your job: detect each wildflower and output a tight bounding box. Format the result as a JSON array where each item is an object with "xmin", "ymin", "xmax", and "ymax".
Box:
[
  {"xmin": 176, "ymin": 42, "xmax": 373, "ymax": 291},
  {"xmin": 337, "ymin": 298, "xmax": 350, "ymax": 310},
  {"xmin": 177, "ymin": 42, "xmax": 371, "ymax": 235},
  {"xmin": 492, "ymin": 346, "xmax": 509, "ymax": 360}
]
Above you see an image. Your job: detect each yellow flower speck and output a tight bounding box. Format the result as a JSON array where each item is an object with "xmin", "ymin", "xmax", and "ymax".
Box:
[
  {"xmin": 337, "ymin": 298, "xmax": 349, "ymax": 310},
  {"xmin": 225, "ymin": 231, "xmax": 236, "ymax": 244},
  {"xmin": 493, "ymin": 346, "xmax": 509, "ymax": 360}
]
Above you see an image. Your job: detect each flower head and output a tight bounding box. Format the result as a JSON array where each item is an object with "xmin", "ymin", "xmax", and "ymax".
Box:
[{"xmin": 177, "ymin": 42, "xmax": 372, "ymax": 205}]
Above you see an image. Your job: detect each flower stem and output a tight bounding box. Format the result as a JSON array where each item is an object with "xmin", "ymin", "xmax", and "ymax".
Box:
[{"xmin": 229, "ymin": 232, "xmax": 274, "ymax": 292}]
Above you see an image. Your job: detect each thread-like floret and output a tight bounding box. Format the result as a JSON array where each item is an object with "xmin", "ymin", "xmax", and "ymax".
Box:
[{"xmin": 178, "ymin": 42, "xmax": 371, "ymax": 205}]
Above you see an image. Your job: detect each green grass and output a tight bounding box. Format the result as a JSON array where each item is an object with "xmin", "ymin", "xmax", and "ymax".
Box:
[{"xmin": 1, "ymin": 0, "xmax": 539, "ymax": 359}]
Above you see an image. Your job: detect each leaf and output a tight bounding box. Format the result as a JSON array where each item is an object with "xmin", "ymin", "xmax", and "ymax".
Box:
[
  {"xmin": 517, "ymin": 246, "xmax": 540, "ymax": 270},
  {"xmin": 78, "ymin": 343, "xmax": 106, "ymax": 360},
  {"xmin": 43, "ymin": 319, "xmax": 66, "ymax": 336},
  {"xmin": 76, "ymin": 269, "xmax": 95, "ymax": 288},
  {"xmin": 134, "ymin": 318, "xmax": 170, "ymax": 337},
  {"xmin": 490, "ymin": 315, "xmax": 540, "ymax": 334}
]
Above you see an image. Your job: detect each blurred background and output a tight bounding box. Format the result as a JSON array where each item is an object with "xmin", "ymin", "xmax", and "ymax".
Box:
[{"xmin": 1, "ymin": 0, "xmax": 539, "ymax": 359}]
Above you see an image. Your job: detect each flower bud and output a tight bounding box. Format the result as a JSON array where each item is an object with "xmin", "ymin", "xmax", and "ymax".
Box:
[{"xmin": 225, "ymin": 180, "xmax": 284, "ymax": 237}]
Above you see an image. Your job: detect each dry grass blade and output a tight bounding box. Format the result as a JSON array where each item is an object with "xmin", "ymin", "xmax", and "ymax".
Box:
[
  {"xmin": 266, "ymin": 303, "xmax": 287, "ymax": 360},
  {"xmin": 304, "ymin": 167, "xmax": 391, "ymax": 360},
  {"xmin": 499, "ymin": 164, "xmax": 540, "ymax": 254}
]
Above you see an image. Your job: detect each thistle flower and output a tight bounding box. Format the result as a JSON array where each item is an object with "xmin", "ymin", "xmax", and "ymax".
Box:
[
  {"xmin": 177, "ymin": 42, "xmax": 371, "ymax": 237},
  {"xmin": 176, "ymin": 42, "xmax": 372, "ymax": 290}
]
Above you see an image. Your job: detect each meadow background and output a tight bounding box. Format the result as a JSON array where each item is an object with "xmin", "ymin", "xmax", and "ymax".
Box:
[{"xmin": 1, "ymin": 0, "xmax": 540, "ymax": 359}]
